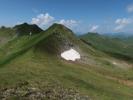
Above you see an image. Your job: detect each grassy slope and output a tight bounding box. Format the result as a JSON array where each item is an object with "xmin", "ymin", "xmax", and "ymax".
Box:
[
  {"xmin": 0, "ymin": 28, "xmax": 15, "ymax": 46},
  {"xmin": 0, "ymin": 26, "xmax": 133, "ymax": 99},
  {"xmin": 1, "ymin": 46, "xmax": 133, "ymax": 100},
  {"xmin": 80, "ymin": 33, "xmax": 133, "ymax": 62}
]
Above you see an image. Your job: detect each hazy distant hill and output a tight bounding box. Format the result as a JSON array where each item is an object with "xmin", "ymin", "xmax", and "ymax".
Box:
[
  {"xmin": 103, "ymin": 32, "xmax": 133, "ymax": 39},
  {"xmin": 80, "ymin": 32, "xmax": 133, "ymax": 62}
]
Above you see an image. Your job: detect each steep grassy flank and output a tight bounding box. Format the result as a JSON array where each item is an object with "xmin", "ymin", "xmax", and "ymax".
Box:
[
  {"xmin": 36, "ymin": 23, "xmax": 81, "ymax": 54},
  {"xmin": 0, "ymin": 32, "xmax": 47, "ymax": 65},
  {"xmin": 80, "ymin": 33, "xmax": 133, "ymax": 62},
  {"xmin": 0, "ymin": 27, "xmax": 15, "ymax": 46}
]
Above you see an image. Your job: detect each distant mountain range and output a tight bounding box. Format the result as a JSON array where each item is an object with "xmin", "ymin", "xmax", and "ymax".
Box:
[
  {"xmin": 80, "ymin": 32, "xmax": 133, "ymax": 62},
  {"xmin": 103, "ymin": 32, "xmax": 133, "ymax": 39}
]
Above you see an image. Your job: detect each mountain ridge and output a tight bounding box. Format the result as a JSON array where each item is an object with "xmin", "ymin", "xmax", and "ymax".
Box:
[{"xmin": 0, "ymin": 23, "xmax": 133, "ymax": 100}]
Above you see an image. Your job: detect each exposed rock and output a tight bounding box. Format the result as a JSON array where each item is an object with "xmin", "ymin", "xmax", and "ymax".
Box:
[{"xmin": 0, "ymin": 81, "xmax": 91, "ymax": 100}]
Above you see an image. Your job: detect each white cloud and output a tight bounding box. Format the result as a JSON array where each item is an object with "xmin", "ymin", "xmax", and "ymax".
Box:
[
  {"xmin": 58, "ymin": 19, "xmax": 78, "ymax": 28},
  {"xmin": 127, "ymin": 4, "xmax": 133, "ymax": 13},
  {"xmin": 114, "ymin": 18, "xmax": 132, "ymax": 31},
  {"xmin": 31, "ymin": 13, "xmax": 79, "ymax": 30},
  {"xmin": 90, "ymin": 25, "xmax": 99, "ymax": 32},
  {"xmin": 31, "ymin": 13, "xmax": 55, "ymax": 26}
]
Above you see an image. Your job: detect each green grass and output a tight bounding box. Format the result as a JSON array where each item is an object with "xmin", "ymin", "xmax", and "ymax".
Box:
[
  {"xmin": 80, "ymin": 33, "xmax": 133, "ymax": 62},
  {"xmin": 0, "ymin": 24, "xmax": 133, "ymax": 100},
  {"xmin": 0, "ymin": 48, "xmax": 132, "ymax": 100},
  {"xmin": 0, "ymin": 27, "xmax": 15, "ymax": 46}
]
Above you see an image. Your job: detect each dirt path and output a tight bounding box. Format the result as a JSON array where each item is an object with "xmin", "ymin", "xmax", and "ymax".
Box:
[{"xmin": 106, "ymin": 76, "xmax": 133, "ymax": 87}]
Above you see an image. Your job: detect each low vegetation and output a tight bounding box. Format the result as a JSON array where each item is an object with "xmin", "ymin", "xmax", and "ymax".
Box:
[{"xmin": 0, "ymin": 23, "xmax": 133, "ymax": 100}]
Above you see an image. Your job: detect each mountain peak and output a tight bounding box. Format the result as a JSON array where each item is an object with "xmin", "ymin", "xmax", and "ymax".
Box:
[
  {"xmin": 50, "ymin": 23, "xmax": 66, "ymax": 28},
  {"xmin": 36, "ymin": 23, "xmax": 79, "ymax": 54},
  {"xmin": 47, "ymin": 23, "xmax": 73, "ymax": 34},
  {"xmin": 14, "ymin": 23, "xmax": 43, "ymax": 36}
]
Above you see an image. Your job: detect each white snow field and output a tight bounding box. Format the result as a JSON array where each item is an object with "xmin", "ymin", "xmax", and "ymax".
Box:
[{"xmin": 61, "ymin": 48, "xmax": 81, "ymax": 61}]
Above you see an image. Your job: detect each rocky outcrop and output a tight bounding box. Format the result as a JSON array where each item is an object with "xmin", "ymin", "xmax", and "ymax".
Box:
[{"xmin": 0, "ymin": 81, "xmax": 90, "ymax": 100}]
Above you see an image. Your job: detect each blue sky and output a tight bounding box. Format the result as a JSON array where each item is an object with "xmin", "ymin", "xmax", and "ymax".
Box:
[{"xmin": 0, "ymin": 0, "xmax": 133, "ymax": 34}]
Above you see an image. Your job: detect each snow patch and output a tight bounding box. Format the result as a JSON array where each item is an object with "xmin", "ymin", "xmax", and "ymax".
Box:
[
  {"xmin": 61, "ymin": 48, "xmax": 80, "ymax": 61},
  {"xmin": 113, "ymin": 61, "xmax": 117, "ymax": 65}
]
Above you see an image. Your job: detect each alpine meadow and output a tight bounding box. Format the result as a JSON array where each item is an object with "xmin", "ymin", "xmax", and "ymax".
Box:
[{"xmin": 0, "ymin": 0, "xmax": 133, "ymax": 100}]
